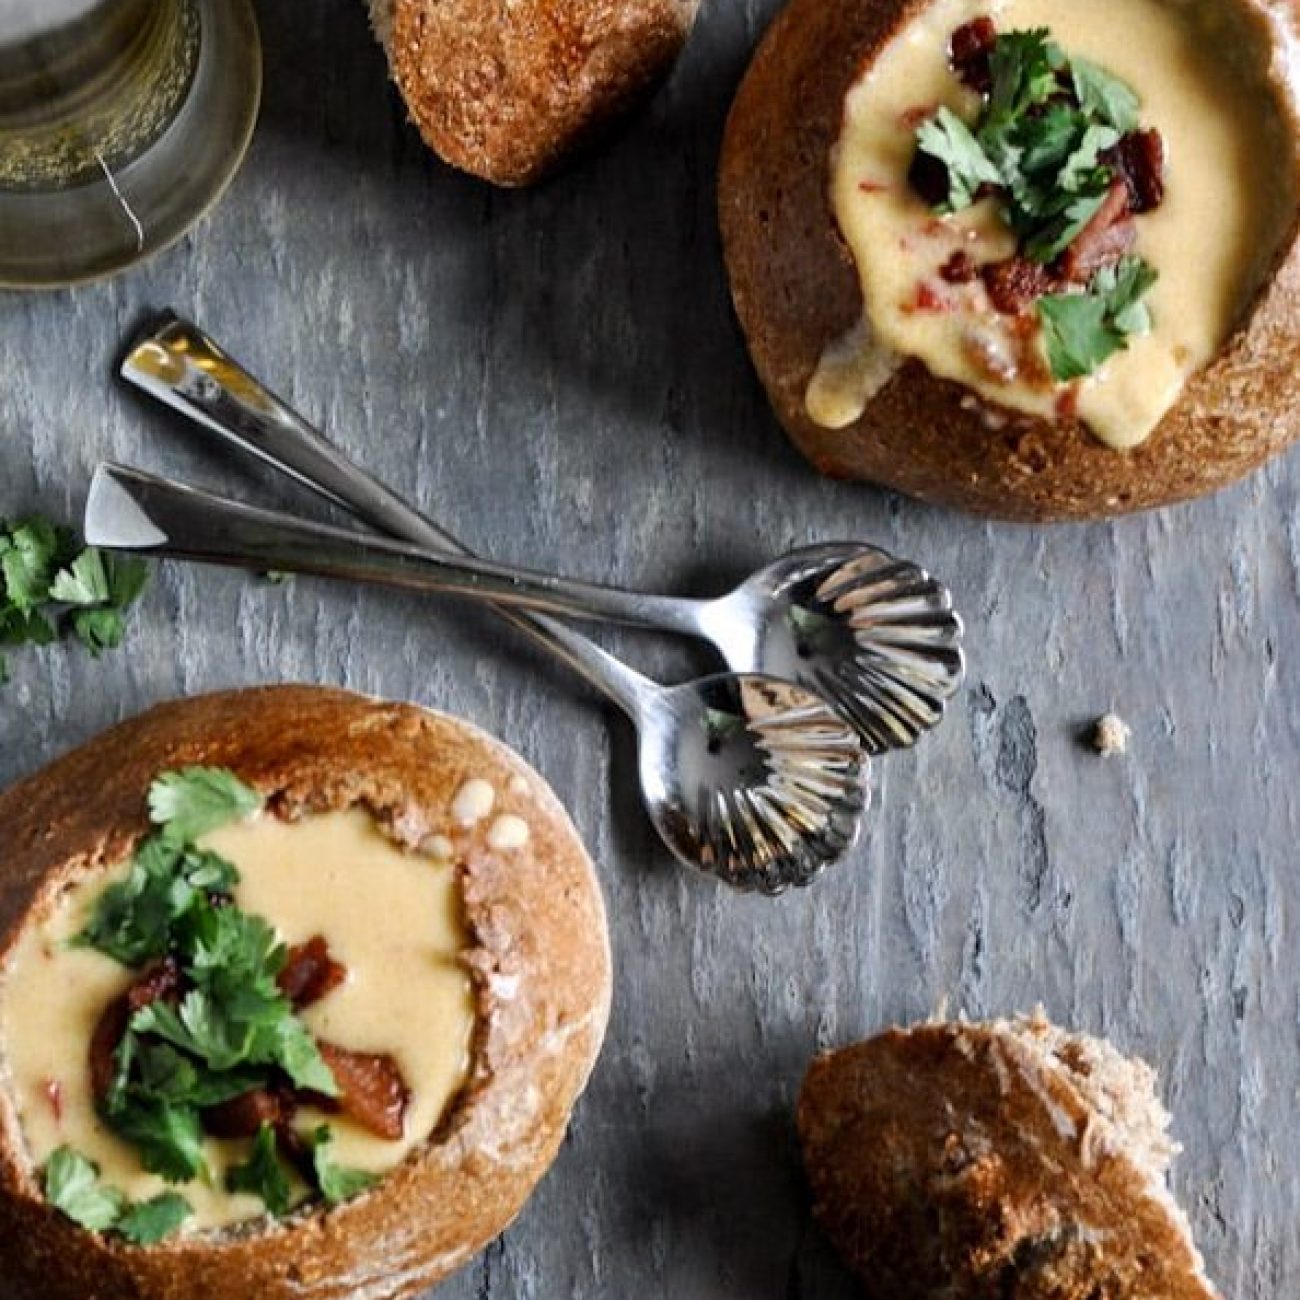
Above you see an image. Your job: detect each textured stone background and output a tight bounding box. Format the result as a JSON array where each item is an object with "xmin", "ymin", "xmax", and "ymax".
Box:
[{"xmin": 2, "ymin": 1, "xmax": 1298, "ymax": 1295}]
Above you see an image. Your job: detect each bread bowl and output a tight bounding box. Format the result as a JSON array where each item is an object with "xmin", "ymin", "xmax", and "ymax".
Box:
[
  {"xmin": 720, "ymin": 0, "xmax": 1300, "ymax": 521},
  {"xmin": 798, "ymin": 1015, "xmax": 1217, "ymax": 1299},
  {"xmin": 368, "ymin": 0, "xmax": 702, "ymax": 186},
  {"xmin": 0, "ymin": 686, "xmax": 612, "ymax": 1300}
]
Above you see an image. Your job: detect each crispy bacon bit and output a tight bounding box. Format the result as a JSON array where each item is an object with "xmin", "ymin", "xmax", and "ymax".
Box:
[
  {"xmin": 204, "ymin": 1088, "xmax": 288, "ymax": 1140},
  {"xmin": 908, "ymin": 148, "xmax": 951, "ymax": 209},
  {"xmin": 44, "ymin": 1079, "xmax": 64, "ymax": 1123},
  {"xmin": 982, "ymin": 257, "xmax": 1054, "ymax": 314},
  {"xmin": 940, "ymin": 250, "xmax": 979, "ymax": 284},
  {"xmin": 858, "ymin": 179, "xmax": 887, "ymax": 194},
  {"xmin": 950, "ymin": 17, "xmax": 997, "ymax": 93},
  {"xmin": 908, "ymin": 281, "xmax": 955, "ymax": 314},
  {"xmin": 278, "ymin": 936, "xmax": 348, "ymax": 1009},
  {"xmin": 1057, "ymin": 181, "xmax": 1136, "ymax": 283},
  {"xmin": 89, "ymin": 959, "xmax": 183, "ymax": 1101},
  {"xmin": 1056, "ymin": 386, "xmax": 1082, "ymax": 419},
  {"xmin": 310, "ymin": 1043, "xmax": 410, "ymax": 1142},
  {"xmin": 1107, "ymin": 129, "xmax": 1165, "ymax": 214},
  {"xmin": 901, "ymin": 104, "xmax": 937, "ymax": 130}
]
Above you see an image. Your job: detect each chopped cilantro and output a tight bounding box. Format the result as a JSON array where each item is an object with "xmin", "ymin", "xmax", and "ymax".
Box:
[
  {"xmin": 115, "ymin": 1192, "xmax": 193, "ymax": 1245},
  {"xmin": 308, "ymin": 1127, "xmax": 379, "ymax": 1206},
  {"xmin": 0, "ymin": 516, "xmax": 147, "ymax": 683},
  {"xmin": 227, "ymin": 1125, "xmax": 293, "ymax": 1216},
  {"xmin": 148, "ymin": 766, "xmax": 263, "ymax": 844},
  {"xmin": 1038, "ymin": 255, "xmax": 1158, "ymax": 380},
  {"xmin": 73, "ymin": 766, "xmax": 347, "ymax": 1222},
  {"xmin": 914, "ymin": 107, "xmax": 1002, "ymax": 210},
  {"xmin": 44, "ymin": 1148, "xmax": 192, "ymax": 1243},
  {"xmin": 911, "ymin": 28, "xmax": 1146, "ymax": 272},
  {"xmin": 44, "ymin": 1148, "xmax": 125, "ymax": 1232}
]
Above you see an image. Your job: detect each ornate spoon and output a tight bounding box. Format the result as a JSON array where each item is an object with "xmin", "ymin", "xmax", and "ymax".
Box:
[
  {"xmin": 120, "ymin": 314, "xmax": 965, "ymax": 754},
  {"xmin": 87, "ymin": 464, "xmax": 867, "ymax": 896}
]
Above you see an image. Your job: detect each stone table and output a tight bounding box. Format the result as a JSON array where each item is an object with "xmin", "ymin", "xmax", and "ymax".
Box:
[{"xmin": 2, "ymin": 1, "xmax": 1297, "ymax": 1295}]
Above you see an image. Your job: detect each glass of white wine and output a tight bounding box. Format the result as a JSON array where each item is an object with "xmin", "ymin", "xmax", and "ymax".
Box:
[{"xmin": 0, "ymin": 0, "xmax": 260, "ymax": 288}]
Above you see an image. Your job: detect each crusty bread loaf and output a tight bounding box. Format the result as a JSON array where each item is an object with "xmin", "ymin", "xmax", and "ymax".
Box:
[
  {"xmin": 719, "ymin": 0, "xmax": 1300, "ymax": 522},
  {"xmin": 798, "ymin": 1015, "xmax": 1218, "ymax": 1299},
  {"xmin": 0, "ymin": 686, "xmax": 612, "ymax": 1300},
  {"xmin": 368, "ymin": 0, "xmax": 701, "ymax": 186}
]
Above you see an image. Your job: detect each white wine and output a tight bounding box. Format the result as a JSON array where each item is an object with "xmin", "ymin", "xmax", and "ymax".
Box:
[
  {"xmin": 0, "ymin": 0, "xmax": 260, "ymax": 288},
  {"xmin": 0, "ymin": 0, "xmax": 200, "ymax": 191}
]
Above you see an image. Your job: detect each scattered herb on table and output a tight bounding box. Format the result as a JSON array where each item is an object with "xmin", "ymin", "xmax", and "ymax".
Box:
[{"xmin": 0, "ymin": 515, "xmax": 148, "ymax": 684}]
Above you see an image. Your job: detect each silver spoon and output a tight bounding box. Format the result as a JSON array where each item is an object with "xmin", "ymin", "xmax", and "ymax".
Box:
[
  {"xmin": 120, "ymin": 314, "xmax": 965, "ymax": 755},
  {"xmin": 86, "ymin": 464, "xmax": 867, "ymax": 895}
]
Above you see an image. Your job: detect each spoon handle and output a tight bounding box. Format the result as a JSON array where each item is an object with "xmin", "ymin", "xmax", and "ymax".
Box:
[
  {"xmin": 87, "ymin": 462, "xmax": 700, "ymax": 631},
  {"xmin": 118, "ymin": 314, "xmax": 654, "ymax": 719}
]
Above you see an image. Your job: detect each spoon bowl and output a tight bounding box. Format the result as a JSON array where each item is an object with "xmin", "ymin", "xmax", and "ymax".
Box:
[
  {"xmin": 636, "ymin": 673, "xmax": 868, "ymax": 894},
  {"xmin": 701, "ymin": 542, "xmax": 966, "ymax": 755}
]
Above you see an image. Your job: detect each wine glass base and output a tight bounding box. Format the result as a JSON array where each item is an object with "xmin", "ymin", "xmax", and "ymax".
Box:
[{"xmin": 0, "ymin": 0, "xmax": 261, "ymax": 290}]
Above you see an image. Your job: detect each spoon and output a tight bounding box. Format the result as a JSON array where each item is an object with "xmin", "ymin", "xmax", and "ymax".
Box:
[
  {"xmin": 120, "ymin": 314, "xmax": 965, "ymax": 754},
  {"xmin": 86, "ymin": 464, "xmax": 867, "ymax": 895}
]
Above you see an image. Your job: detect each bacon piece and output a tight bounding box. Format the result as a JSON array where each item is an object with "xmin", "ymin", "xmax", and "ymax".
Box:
[
  {"xmin": 908, "ymin": 148, "xmax": 951, "ymax": 209},
  {"xmin": 940, "ymin": 250, "xmax": 979, "ymax": 284},
  {"xmin": 278, "ymin": 936, "xmax": 347, "ymax": 1009},
  {"xmin": 44, "ymin": 1079, "xmax": 64, "ymax": 1123},
  {"xmin": 950, "ymin": 17, "xmax": 997, "ymax": 93},
  {"xmin": 1107, "ymin": 129, "xmax": 1165, "ymax": 214},
  {"xmin": 203, "ymin": 1088, "xmax": 288, "ymax": 1140},
  {"xmin": 982, "ymin": 257, "xmax": 1054, "ymax": 314},
  {"xmin": 1057, "ymin": 181, "xmax": 1136, "ymax": 283},
  {"xmin": 309, "ymin": 1042, "xmax": 410, "ymax": 1142},
  {"xmin": 89, "ymin": 958, "xmax": 183, "ymax": 1101}
]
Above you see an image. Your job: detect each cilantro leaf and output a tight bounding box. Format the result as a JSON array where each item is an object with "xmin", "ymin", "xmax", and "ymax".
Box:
[
  {"xmin": 1056, "ymin": 124, "xmax": 1120, "ymax": 193},
  {"xmin": 1037, "ymin": 255, "xmax": 1158, "ymax": 380},
  {"xmin": 985, "ymin": 29, "xmax": 1064, "ymax": 128},
  {"xmin": 1071, "ymin": 57, "xmax": 1141, "ymax": 132},
  {"xmin": 148, "ymin": 768, "xmax": 263, "ymax": 844},
  {"xmin": 70, "ymin": 606, "xmax": 127, "ymax": 656},
  {"xmin": 75, "ymin": 835, "xmax": 240, "ymax": 968},
  {"xmin": 49, "ymin": 549, "xmax": 110, "ymax": 606},
  {"xmin": 102, "ymin": 1095, "xmax": 206, "ymax": 1184},
  {"xmin": 308, "ymin": 1127, "xmax": 378, "ymax": 1206},
  {"xmin": 44, "ymin": 1147, "xmax": 125, "ymax": 1232},
  {"xmin": 115, "ymin": 1192, "xmax": 192, "ymax": 1245},
  {"xmin": 0, "ymin": 519, "xmax": 67, "ymax": 612},
  {"xmin": 227, "ymin": 1125, "xmax": 293, "ymax": 1216},
  {"xmin": 1096, "ymin": 255, "xmax": 1159, "ymax": 335},
  {"xmin": 915, "ymin": 107, "xmax": 1003, "ymax": 211},
  {"xmin": 1038, "ymin": 294, "xmax": 1121, "ymax": 380},
  {"xmin": 266, "ymin": 1016, "xmax": 339, "ymax": 1096}
]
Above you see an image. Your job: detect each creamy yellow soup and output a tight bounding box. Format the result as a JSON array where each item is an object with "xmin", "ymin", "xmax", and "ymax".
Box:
[
  {"xmin": 809, "ymin": 0, "xmax": 1296, "ymax": 448},
  {"xmin": 0, "ymin": 808, "xmax": 475, "ymax": 1231}
]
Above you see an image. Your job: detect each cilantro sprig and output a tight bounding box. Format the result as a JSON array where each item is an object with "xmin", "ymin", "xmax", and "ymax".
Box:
[
  {"xmin": 43, "ymin": 1147, "xmax": 193, "ymax": 1244},
  {"xmin": 1037, "ymin": 256, "xmax": 1157, "ymax": 380},
  {"xmin": 62, "ymin": 767, "xmax": 375, "ymax": 1231},
  {"xmin": 0, "ymin": 516, "xmax": 147, "ymax": 684}
]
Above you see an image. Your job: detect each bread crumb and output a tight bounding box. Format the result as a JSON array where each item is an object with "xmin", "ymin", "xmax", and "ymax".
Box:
[{"xmin": 1091, "ymin": 713, "xmax": 1131, "ymax": 757}]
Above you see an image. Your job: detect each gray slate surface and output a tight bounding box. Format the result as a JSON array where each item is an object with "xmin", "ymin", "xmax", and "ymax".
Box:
[{"xmin": 2, "ymin": 1, "xmax": 1298, "ymax": 1295}]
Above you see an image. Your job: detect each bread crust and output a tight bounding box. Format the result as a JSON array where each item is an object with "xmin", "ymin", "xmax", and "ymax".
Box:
[
  {"xmin": 375, "ymin": 0, "xmax": 701, "ymax": 186},
  {"xmin": 0, "ymin": 686, "xmax": 612, "ymax": 1300},
  {"xmin": 719, "ymin": 0, "xmax": 1300, "ymax": 522},
  {"xmin": 797, "ymin": 1023, "xmax": 1217, "ymax": 1300}
]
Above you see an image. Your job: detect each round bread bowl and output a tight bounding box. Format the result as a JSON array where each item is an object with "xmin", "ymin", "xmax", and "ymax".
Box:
[
  {"xmin": 719, "ymin": 0, "xmax": 1300, "ymax": 522},
  {"xmin": 0, "ymin": 686, "xmax": 612, "ymax": 1300},
  {"xmin": 369, "ymin": 0, "xmax": 702, "ymax": 186},
  {"xmin": 798, "ymin": 1019, "xmax": 1216, "ymax": 1299}
]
